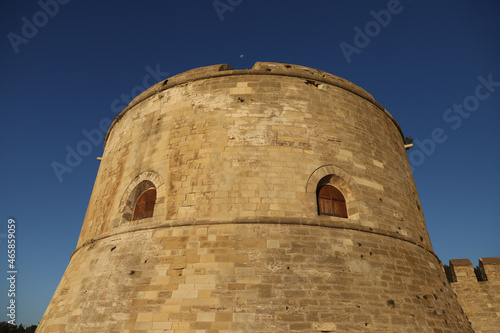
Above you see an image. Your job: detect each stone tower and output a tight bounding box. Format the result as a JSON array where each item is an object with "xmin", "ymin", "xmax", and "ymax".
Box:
[{"xmin": 37, "ymin": 63, "xmax": 475, "ymax": 332}]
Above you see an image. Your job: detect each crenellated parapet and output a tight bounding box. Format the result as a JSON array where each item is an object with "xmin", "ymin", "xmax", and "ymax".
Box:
[
  {"xmin": 449, "ymin": 257, "xmax": 500, "ymax": 332},
  {"xmin": 449, "ymin": 257, "xmax": 500, "ymax": 283}
]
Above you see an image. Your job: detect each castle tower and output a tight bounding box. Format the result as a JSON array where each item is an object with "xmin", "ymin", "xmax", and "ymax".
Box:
[{"xmin": 37, "ymin": 63, "xmax": 474, "ymax": 332}]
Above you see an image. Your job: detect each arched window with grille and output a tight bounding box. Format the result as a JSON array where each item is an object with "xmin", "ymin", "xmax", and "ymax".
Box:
[
  {"xmin": 133, "ymin": 188, "xmax": 157, "ymax": 220},
  {"xmin": 317, "ymin": 184, "xmax": 348, "ymax": 218}
]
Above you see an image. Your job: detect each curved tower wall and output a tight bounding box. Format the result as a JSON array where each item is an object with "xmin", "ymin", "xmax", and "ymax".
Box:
[{"xmin": 37, "ymin": 62, "xmax": 473, "ymax": 332}]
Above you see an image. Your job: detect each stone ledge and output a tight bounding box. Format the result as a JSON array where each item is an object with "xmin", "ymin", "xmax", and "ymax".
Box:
[{"xmin": 70, "ymin": 216, "xmax": 437, "ymax": 261}]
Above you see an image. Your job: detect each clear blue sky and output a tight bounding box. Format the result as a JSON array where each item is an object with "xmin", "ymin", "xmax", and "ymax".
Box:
[{"xmin": 1, "ymin": 0, "xmax": 499, "ymax": 326}]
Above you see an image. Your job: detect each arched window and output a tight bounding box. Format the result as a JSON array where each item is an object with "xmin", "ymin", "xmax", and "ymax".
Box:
[
  {"xmin": 133, "ymin": 188, "xmax": 156, "ymax": 220},
  {"xmin": 317, "ymin": 185, "xmax": 348, "ymax": 218}
]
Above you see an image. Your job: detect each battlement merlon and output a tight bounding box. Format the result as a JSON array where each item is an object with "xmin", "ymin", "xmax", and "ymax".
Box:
[{"xmin": 449, "ymin": 257, "xmax": 500, "ymax": 283}]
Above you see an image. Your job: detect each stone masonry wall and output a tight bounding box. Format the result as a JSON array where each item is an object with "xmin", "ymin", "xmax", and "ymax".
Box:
[
  {"xmin": 449, "ymin": 257, "xmax": 500, "ymax": 333},
  {"xmin": 37, "ymin": 63, "xmax": 475, "ymax": 332},
  {"xmin": 38, "ymin": 224, "xmax": 473, "ymax": 332},
  {"xmin": 77, "ymin": 62, "xmax": 431, "ymax": 251}
]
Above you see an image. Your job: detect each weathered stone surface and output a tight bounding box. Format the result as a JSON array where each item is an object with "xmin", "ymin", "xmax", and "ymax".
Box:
[
  {"xmin": 37, "ymin": 62, "xmax": 475, "ymax": 332},
  {"xmin": 449, "ymin": 257, "xmax": 500, "ymax": 333}
]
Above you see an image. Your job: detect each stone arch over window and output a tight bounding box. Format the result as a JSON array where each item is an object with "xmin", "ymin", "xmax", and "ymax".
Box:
[
  {"xmin": 119, "ymin": 171, "xmax": 165, "ymax": 223},
  {"xmin": 306, "ymin": 165, "xmax": 360, "ymax": 220}
]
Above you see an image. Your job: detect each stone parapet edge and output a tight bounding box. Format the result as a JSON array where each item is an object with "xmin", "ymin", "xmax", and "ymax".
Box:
[{"xmin": 103, "ymin": 62, "xmax": 405, "ymax": 148}]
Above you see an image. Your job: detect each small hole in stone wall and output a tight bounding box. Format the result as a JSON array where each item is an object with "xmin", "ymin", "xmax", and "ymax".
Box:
[
  {"xmin": 420, "ymin": 236, "xmax": 424, "ymax": 242},
  {"xmin": 110, "ymin": 246, "xmax": 116, "ymax": 252},
  {"xmin": 129, "ymin": 270, "xmax": 135, "ymax": 275},
  {"xmin": 144, "ymin": 260, "xmax": 147, "ymax": 263},
  {"xmin": 305, "ymin": 79, "xmax": 319, "ymax": 87},
  {"xmin": 265, "ymin": 68, "xmax": 271, "ymax": 72},
  {"xmin": 161, "ymin": 79, "xmax": 169, "ymax": 86},
  {"xmin": 386, "ymin": 299, "xmax": 395, "ymax": 308},
  {"xmin": 285, "ymin": 64, "xmax": 291, "ymax": 68}
]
